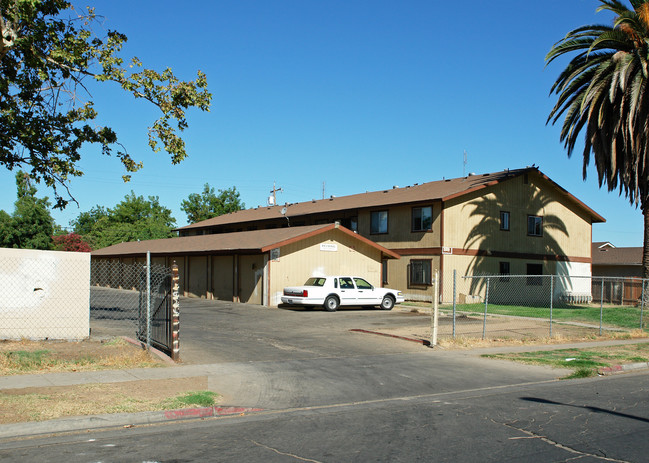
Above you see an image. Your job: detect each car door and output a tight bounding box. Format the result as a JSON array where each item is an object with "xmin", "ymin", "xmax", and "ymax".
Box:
[
  {"xmin": 353, "ymin": 277, "xmax": 380, "ymax": 305},
  {"xmin": 338, "ymin": 277, "xmax": 358, "ymax": 305}
]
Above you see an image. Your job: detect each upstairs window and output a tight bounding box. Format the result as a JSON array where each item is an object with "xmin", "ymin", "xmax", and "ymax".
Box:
[
  {"xmin": 412, "ymin": 206, "xmax": 433, "ymax": 232},
  {"xmin": 370, "ymin": 210, "xmax": 388, "ymax": 234},
  {"xmin": 500, "ymin": 211, "xmax": 510, "ymax": 231},
  {"xmin": 527, "ymin": 215, "xmax": 543, "ymax": 237}
]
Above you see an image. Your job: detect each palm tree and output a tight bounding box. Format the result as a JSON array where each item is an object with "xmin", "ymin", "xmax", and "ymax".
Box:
[{"xmin": 546, "ymin": 0, "xmax": 649, "ymax": 277}]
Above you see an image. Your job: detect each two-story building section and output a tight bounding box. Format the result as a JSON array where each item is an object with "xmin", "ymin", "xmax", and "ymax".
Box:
[{"xmin": 177, "ymin": 167, "xmax": 605, "ymax": 302}]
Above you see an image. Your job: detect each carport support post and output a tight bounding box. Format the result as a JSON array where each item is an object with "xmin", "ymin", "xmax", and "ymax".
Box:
[
  {"xmin": 431, "ymin": 270, "xmax": 439, "ymax": 347},
  {"xmin": 146, "ymin": 251, "xmax": 151, "ymax": 349}
]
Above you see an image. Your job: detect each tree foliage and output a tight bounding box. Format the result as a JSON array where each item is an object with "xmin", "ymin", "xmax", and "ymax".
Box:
[
  {"xmin": 0, "ymin": 171, "xmax": 55, "ymax": 249},
  {"xmin": 181, "ymin": 184, "xmax": 245, "ymax": 224},
  {"xmin": 71, "ymin": 191, "xmax": 176, "ymax": 249},
  {"xmin": 546, "ymin": 0, "xmax": 649, "ymax": 276},
  {"xmin": 0, "ymin": 0, "xmax": 212, "ymax": 208}
]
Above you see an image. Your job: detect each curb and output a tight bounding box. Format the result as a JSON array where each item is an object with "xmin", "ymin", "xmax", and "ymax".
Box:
[
  {"xmin": 0, "ymin": 406, "xmax": 264, "ymax": 440},
  {"xmin": 598, "ymin": 362, "xmax": 649, "ymax": 376},
  {"xmin": 349, "ymin": 329, "xmax": 431, "ymax": 346}
]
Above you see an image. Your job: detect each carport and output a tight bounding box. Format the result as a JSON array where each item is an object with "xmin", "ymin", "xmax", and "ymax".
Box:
[{"xmin": 92, "ymin": 223, "xmax": 400, "ymax": 306}]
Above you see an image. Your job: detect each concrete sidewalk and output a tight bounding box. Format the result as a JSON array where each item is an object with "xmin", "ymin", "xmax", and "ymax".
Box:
[{"xmin": 1, "ymin": 338, "xmax": 648, "ymax": 441}]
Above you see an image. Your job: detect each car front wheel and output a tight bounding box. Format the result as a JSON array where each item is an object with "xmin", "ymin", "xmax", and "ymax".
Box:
[
  {"xmin": 324, "ymin": 295, "xmax": 339, "ymax": 312},
  {"xmin": 380, "ymin": 295, "xmax": 395, "ymax": 310}
]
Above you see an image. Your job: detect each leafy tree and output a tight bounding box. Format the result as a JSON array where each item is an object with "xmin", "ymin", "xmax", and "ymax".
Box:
[
  {"xmin": 546, "ymin": 0, "xmax": 649, "ymax": 277},
  {"xmin": 72, "ymin": 191, "xmax": 176, "ymax": 249},
  {"xmin": 52, "ymin": 232, "xmax": 91, "ymax": 252},
  {"xmin": 181, "ymin": 184, "xmax": 245, "ymax": 223},
  {"xmin": 0, "ymin": 0, "xmax": 211, "ymax": 209},
  {"xmin": 0, "ymin": 171, "xmax": 55, "ymax": 249}
]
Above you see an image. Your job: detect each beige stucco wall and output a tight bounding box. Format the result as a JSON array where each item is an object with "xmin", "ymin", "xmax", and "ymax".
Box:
[
  {"xmin": 358, "ymin": 202, "xmax": 442, "ymax": 249},
  {"xmin": 268, "ymin": 229, "xmax": 385, "ymax": 306},
  {"xmin": 443, "ymin": 173, "xmax": 593, "ymax": 259},
  {"xmin": 1, "ymin": 248, "xmax": 90, "ymax": 340}
]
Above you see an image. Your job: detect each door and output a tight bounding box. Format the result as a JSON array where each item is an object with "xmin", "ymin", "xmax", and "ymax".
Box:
[
  {"xmin": 338, "ymin": 277, "xmax": 358, "ymax": 305},
  {"xmin": 353, "ymin": 277, "xmax": 380, "ymax": 305}
]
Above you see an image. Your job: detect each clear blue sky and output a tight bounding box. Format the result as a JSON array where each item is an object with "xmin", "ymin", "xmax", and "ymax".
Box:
[{"xmin": 1, "ymin": 0, "xmax": 643, "ymax": 247}]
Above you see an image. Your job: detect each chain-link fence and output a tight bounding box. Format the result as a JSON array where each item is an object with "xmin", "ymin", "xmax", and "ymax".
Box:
[
  {"xmin": 435, "ymin": 272, "xmax": 647, "ymax": 340},
  {"xmin": 90, "ymin": 258, "xmax": 175, "ymax": 353}
]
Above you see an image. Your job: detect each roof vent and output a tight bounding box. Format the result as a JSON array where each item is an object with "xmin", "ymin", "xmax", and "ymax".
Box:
[
  {"xmin": 392, "ymin": 185, "xmax": 399, "ymax": 189},
  {"xmin": 468, "ymin": 172, "xmax": 476, "ymax": 177}
]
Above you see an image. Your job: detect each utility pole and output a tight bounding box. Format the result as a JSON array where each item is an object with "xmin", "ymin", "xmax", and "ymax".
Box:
[
  {"xmin": 269, "ymin": 182, "xmax": 283, "ymax": 206},
  {"xmin": 463, "ymin": 150, "xmax": 467, "ymax": 177},
  {"xmin": 322, "ymin": 181, "xmax": 325, "ymax": 200}
]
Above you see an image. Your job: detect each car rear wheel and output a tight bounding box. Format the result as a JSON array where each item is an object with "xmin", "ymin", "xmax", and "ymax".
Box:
[
  {"xmin": 324, "ymin": 295, "xmax": 339, "ymax": 312},
  {"xmin": 380, "ymin": 295, "xmax": 395, "ymax": 310}
]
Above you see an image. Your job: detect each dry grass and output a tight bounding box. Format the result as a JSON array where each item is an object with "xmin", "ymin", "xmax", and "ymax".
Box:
[
  {"xmin": 0, "ymin": 338, "xmax": 162, "ymax": 375},
  {"xmin": 0, "ymin": 377, "xmax": 216, "ymax": 424}
]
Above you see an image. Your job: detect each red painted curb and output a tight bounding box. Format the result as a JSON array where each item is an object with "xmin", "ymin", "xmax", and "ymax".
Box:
[
  {"xmin": 163, "ymin": 406, "xmax": 263, "ymax": 420},
  {"xmin": 350, "ymin": 329, "xmax": 431, "ymax": 346}
]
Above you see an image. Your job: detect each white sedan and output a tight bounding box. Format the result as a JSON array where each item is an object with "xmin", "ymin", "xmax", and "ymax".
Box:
[{"xmin": 281, "ymin": 276, "xmax": 404, "ymax": 312}]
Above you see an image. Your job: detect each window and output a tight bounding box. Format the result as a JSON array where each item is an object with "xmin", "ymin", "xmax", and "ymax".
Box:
[
  {"xmin": 341, "ymin": 216, "xmax": 358, "ymax": 232},
  {"xmin": 339, "ymin": 277, "xmax": 354, "ymax": 289},
  {"xmin": 412, "ymin": 206, "xmax": 433, "ymax": 231},
  {"xmin": 410, "ymin": 260, "xmax": 432, "ymax": 285},
  {"xmin": 526, "ymin": 263, "xmax": 543, "ymax": 286},
  {"xmin": 527, "ymin": 215, "xmax": 543, "ymax": 236},
  {"xmin": 370, "ymin": 210, "xmax": 388, "ymax": 234},
  {"xmin": 354, "ymin": 278, "xmax": 372, "ymax": 290},
  {"xmin": 500, "ymin": 211, "xmax": 510, "ymax": 231},
  {"xmin": 499, "ymin": 262, "xmax": 510, "ymax": 281}
]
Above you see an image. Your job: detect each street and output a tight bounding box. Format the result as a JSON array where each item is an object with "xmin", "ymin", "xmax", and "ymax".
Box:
[
  {"xmin": 1, "ymin": 372, "xmax": 647, "ymax": 462},
  {"xmin": 1, "ymin": 298, "xmax": 648, "ymax": 461}
]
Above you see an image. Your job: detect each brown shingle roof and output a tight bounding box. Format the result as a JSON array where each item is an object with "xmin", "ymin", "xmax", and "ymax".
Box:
[
  {"xmin": 177, "ymin": 167, "xmax": 605, "ymax": 231},
  {"xmin": 92, "ymin": 223, "xmax": 400, "ymax": 259},
  {"xmin": 591, "ymin": 244, "xmax": 642, "ymax": 266}
]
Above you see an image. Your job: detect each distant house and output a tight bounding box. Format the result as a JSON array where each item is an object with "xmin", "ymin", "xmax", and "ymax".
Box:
[
  {"xmin": 174, "ymin": 167, "xmax": 605, "ymax": 303},
  {"xmin": 591, "ymin": 242, "xmax": 643, "ymax": 304},
  {"xmin": 592, "ymin": 242, "xmax": 642, "ymax": 278}
]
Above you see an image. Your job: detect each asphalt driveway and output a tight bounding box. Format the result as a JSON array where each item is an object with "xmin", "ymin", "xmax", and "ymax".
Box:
[{"xmin": 177, "ymin": 298, "xmax": 431, "ymax": 364}]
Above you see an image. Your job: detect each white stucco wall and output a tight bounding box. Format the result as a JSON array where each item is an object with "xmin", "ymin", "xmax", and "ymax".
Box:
[
  {"xmin": 555, "ymin": 261, "xmax": 593, "ymax": 302},
  {"xmin": 1, "ymin": 248, "xmax": 90, "ymax": 340}
]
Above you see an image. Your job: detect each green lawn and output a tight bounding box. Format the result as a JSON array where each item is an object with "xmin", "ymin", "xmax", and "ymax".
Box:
[{"xmin": 445, "ymin": 303, "xmax": 647, "ymax": 331}]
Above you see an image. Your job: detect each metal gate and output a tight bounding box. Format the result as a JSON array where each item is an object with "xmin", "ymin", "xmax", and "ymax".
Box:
[
  {"xmin": 90, "ymin": 256, "xmax": 179, "ymax": 360},
  {"xmin": 136, "ymin": 259, "xmax": 179, "ymax": 360}
]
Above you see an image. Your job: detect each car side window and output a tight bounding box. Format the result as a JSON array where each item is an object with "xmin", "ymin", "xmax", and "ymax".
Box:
[
  {"xmin": 340, "ymin": 278, "xmax": 354, "ymax": 289},
  {"xmin": 353, "ymin": 278, "xmax": 372, "ymax": 290}
]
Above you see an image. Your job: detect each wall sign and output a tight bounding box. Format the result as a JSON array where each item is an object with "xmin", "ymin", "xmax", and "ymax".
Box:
[{"xmin": 320, "ymin": 243, "xmax": 338, "ymax": 252}]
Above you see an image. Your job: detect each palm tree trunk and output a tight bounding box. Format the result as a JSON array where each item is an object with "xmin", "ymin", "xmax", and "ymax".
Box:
[{"xmin": 644, "ymin": 203, "xmax": 649, "ymax": 279}]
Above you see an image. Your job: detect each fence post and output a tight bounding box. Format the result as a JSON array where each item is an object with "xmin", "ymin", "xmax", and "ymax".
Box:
[
  {"xmin": 600, "ymin": 277, "xmax": 604, "ymax": 336},
  {"xmin": 483, "ymin": 277, "xmax": 489, "ymax": 340},
  {"xmin": 452, "ymin": 269, "xmax": 457, "ymax": 339},
  {"xmin": 431, "ymin": 270, "xmax": 439, "ymax": 347},
  {"xmin": 146, "ymin": 251, "xmax": 151, "ymax": 349},
  {"xmin": 549, "ymin": 275, "xmax": 554, "ymax": 338},
  {"xmin": 171, "ymin": 261, "xmax": 180, "ymax": 361}
]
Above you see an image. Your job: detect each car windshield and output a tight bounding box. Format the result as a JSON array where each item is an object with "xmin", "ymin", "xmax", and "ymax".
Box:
[{"xmin": 304, "ymin": 277, "xmax": 327, "ymax": 287}]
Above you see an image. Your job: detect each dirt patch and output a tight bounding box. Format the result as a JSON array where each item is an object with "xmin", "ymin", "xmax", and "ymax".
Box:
[{"xmin": 0, "ymin": 377, "xmax": 211, "ymax": 424}]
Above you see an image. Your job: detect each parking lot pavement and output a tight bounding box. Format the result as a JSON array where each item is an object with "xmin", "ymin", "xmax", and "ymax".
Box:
[{"xmin": 174, "ymin": 298, "xmax": 432, "ymax": 364}]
